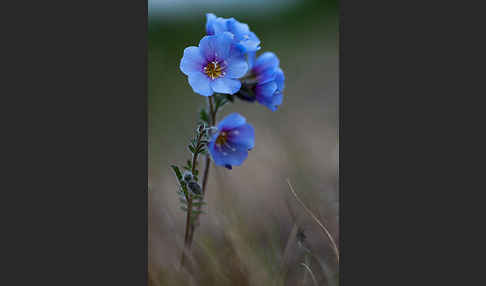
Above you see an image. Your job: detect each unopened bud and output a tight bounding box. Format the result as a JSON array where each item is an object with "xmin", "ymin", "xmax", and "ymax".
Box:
[
  {"xmin": 183, "ymin": 171, "xmax": 193, "ymax": 182},
  {"xmin": 188, "ymin": 181, "xmax": 202, "ymax": 195}
]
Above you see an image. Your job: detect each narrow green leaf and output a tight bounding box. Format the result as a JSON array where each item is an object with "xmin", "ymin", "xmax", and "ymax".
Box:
[
  {"xmin": 188, "ymin": 145, "xmax": 195, "ymax": 153},
  {"xmin": 170, "ymin": 165, "xmax": 182, "ymax": 181}
]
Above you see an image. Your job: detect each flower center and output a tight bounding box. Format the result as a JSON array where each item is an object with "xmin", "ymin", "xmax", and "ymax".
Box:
[
  {"xmin": 204, "ymin": 61, "xmax": 225, "ymax": 80},
  {"xmin": 215, "ymin": 131, "xmax": 228, "ymax": 146}
]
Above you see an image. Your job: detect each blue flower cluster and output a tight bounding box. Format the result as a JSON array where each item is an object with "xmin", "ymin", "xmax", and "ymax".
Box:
[{"xmin": 180, "ymin": 13, "xmax": 285, "ymax": 169}]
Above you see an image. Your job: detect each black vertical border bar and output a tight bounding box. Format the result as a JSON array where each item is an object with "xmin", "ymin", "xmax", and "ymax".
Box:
[{"xmin": 4, "ymin": 0, "xmax": 148, "ymax": 284}]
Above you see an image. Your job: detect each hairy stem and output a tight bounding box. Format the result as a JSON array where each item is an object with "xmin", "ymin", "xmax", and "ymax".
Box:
[
  {"xmin": 187, "ymin": 95, "xmax": 216, "ymax": 246},
  {"xmin": 201, "ymin": 95, "xmax": 215, "ymax": 195},
  {"xmin": 180, "ymin": 127, "xmax": 205, "ymax": 268}
]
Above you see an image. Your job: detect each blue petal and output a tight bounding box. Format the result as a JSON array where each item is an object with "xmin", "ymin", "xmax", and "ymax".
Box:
[
  {"xmin": 224, "ymin": 54, "xmax": 248, "ymax": 78},
  {"xmin": 237, "ymin": 32, "xmax": 261, "ymax": 53},
  {"xmin": 227, "ymin": 18, "xmax": 250, "ymax": 39},
  {"xmin": 227, "ymin": 123, "xmax": 254, "ymax": 150},
  {"xmin": 248, "ymin": 32, "xmax": 260, "ymax": 45},
  {"xmin": 255, "ymin": 81, "xmax": 283, "ymax": 111},
  {"xmin": 209, "ymin": 140, "xmax": 249, "ymax": 167},
  {"xmin": 188, "ymin": 72, "xmax": 213, "ymax": 97},
  {"xmin": 198, "ymin": 35, "xmax": 217, "ymax": 60},
  {"xmin": 238, "ymin": 40, "xmax": 261, "ymax": 53},
  {"xmin": 257, "ymin": 69, "xmax": 277, "ymax": 85},
  {"xmin": 275, "ymin": 68, "xmax": 285, "ymax": 91},
  {"xmin": 217, "ymin": 113, "xmax": 246, "ymax": 130},
  {"xmin": 199, "ymin": 32, "xmax": 234, "ymax": 62},
  {"xmin": 255, "ymin": 81, "xmax": 281, "ymax": 111},
  {"xmin": 180, "ymin": 46, "xmax": 205, "ymax": 76},
  {"xmin": 255, "ymin": 81, "xmax": 278, "ymax": 100},
  {"xmin": 253, "ymin": 52, "xmax": 280, "ymax": 75},
  {"xmin": 271, "ymin": 91, "xmax": 284, "ymax": 111},
  {"xmin": 226, "ymin": 19, "xmax": 260, "ymax": 52},
  {"xmin": 205, "ymin": 13, "xmax": 216, "ymax": 35},
  {"xmin": 206, "ymin": 13, "xmax": 227, "ymax": 35},
  {"xmin": 210, "ymin": 77, "xmax": 241, "ymax": 94}
]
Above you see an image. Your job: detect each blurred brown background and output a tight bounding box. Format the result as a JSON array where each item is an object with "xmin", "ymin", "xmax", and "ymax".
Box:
[{"xmin": 149, "ymin": 0, "xmax": 338, "ymax": 284}]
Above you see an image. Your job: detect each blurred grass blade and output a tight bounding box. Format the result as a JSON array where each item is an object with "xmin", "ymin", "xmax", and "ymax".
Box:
[{"xmin": 286, "ymin": 178, "xmax": 340, "ymax": 264}]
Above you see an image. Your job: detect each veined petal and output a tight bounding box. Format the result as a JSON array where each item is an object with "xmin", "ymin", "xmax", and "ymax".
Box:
[
  {"xmin": 210, "ymin": 77, "xmax": 241, "ymax": 94},
  {"xmin": 188, "ymin": 72, "xmax": 213, "ymax": 97},
  {"xmin": 199, "ymin": 32, "xmax": 234, "ymax": 62},
  {"xmin": 180, "ymin": 46, "xmax": 205, "ymax": 76},
  {"xmin": 198, "ymin": 35, "xmax": 217, "ymax": 61}
]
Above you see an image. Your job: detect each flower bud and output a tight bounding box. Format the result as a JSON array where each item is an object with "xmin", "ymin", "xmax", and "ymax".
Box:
[
  {"xmin": 188, "ymin": 181, "xmax": 202, "ymax": 195},
  {"xmin": 183, "ymin": 171, "xmax": 193, "ymax": 182}
]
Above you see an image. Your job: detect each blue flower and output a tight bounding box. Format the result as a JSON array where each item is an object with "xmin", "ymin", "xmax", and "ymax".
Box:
[
  {"xmin": 180, "ymin": 32, "xmax": 248, "ymax": 97},
  {"xmin": 244, "ymin": 52, "xmax": 285, "ymax": 111},
  {"xmin": 208, "ymin": 113, "xmax": 254, "ymax": 169},
  {"xmin": 206, "ymin": 13, "xmax": 261, "ymax": 53}
]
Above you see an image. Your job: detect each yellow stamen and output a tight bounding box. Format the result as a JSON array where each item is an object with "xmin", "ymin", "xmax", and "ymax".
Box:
[
  {"xmin": 215, "ymin": 131, "xmax": 228, "ymax": 146},
  {"xmin": 204, "ymin": 61, "xmax": 225, "ymax": 80}
]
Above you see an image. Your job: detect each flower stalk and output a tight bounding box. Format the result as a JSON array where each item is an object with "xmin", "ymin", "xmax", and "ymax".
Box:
[
  {"xmin": 187, "ymin": 96, "xmax": 215, "ymax": 246},
  {"xmin": 173, "ymin": 13, "xmax": 285, "ymax": 270}
]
